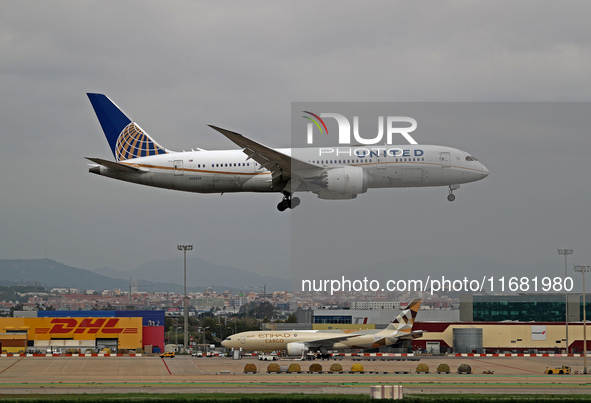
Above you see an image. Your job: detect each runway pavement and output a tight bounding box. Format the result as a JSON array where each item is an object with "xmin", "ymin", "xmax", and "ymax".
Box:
[{"xmin": 0, "ymin": 355, "xmax": 590, "ymax": 395}]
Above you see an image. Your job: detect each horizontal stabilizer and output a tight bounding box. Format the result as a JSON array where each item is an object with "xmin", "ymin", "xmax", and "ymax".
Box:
[
  {"xmin": 397, "ymin": 330, "xmax": 424, "ymax": 340},
  {"xmin": 85, "ymin": 157, "xmax": 148, "ymax": 173}
]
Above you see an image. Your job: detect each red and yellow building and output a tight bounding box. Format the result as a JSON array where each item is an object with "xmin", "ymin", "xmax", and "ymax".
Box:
[{"xmin": 0, "ymin": 317, "xmax": 142, "ymax": 353}]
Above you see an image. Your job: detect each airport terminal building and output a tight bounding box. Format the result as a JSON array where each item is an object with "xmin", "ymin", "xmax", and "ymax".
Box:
[{"xmin": 1, "ymin": 310, "xmax": 164, "ymax": 353}]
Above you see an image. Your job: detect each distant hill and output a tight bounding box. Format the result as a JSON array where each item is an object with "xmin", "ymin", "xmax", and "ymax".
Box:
[
  {"xmin": 0, "ymin": 258, "xmax": 290, "ymax": 292},
  {"xmin": 94, "ymin": 258, "xmax": 291, "ymax": 291},
  {"xmin": 0, "ymin": 256, "xmax": 566, "ymax": 294},
  {"xmin": 0, "ymin": 259, "xmax": 128, "ymax": 290}
]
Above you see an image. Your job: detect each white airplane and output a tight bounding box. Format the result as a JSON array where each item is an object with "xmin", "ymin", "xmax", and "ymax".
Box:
[
  {"xmin": 86, "ymin": 94, "xmax": 489, "ymax": 211},
  {"xmin": 221, "ymin": 299, "xmax": 422, "ymax": 356}
]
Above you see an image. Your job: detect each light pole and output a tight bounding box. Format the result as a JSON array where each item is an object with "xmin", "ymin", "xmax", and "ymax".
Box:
[
  {"xmin": 201, "ymin": 326, "xmax": 209, "ymax": 352},
  {"xmin": 559, "ymin": 248, "xmax": 573, "ymax": 352},
  {"xmin": 219, "ymin": 316, "xmax": 224, "ymax": 341},
  {"xmin": 574, "ymin": 264, "xmax": 590, "ymax": 374},
  {"xmin": 174, "ymin": 320, "xmax": 178, "ymax": 345},
  {"xmin": 178, "ymin": 244, "xmax": 193, "ymax": 353}
]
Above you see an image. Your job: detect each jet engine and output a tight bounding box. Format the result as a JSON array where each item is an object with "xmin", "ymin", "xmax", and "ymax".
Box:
[
  {"xmin": 313, "ymin": 166, "xmax": 368, "ymax": 199},
  {"xmin": 324, "ymin": 166, "xmax": 368, "ymax": 195},
  {"xmin": 286, "ymin": 342, "xmax": 308, "ymax": 356}
]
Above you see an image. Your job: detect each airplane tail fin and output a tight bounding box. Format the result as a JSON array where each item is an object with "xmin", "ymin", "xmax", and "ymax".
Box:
[
  {"xmin": 380, "ymin": 298, "xmax": 422, "ymax": 336},
  {"xmin": 87, "ymin": 93, "xmax": 168, "ymax": 161}
]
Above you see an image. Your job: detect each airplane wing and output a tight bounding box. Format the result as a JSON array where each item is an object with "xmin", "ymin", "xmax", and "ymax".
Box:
[
  {"xmin": 208, "ymin": 125, "xmax": 322, "ymax": 191},
  {"xmin": 85, "ymin": 157, "xmax": 148, "ymax": 173},
  {"xmin": 299, "ymin": 334, "xmax": 361, "ymax": 348}
]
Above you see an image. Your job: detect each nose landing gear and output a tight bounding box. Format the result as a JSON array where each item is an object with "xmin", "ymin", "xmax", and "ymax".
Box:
[
  {"xmin": 277, "ymin": 193, "xmax": 301, "ymax": 211},
  {"xmin": 447, "ymin": 184, "xmax": 460, "ymax": 202}
]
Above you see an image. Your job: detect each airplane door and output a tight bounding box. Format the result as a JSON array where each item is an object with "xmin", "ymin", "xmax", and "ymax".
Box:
[
  {"xmin": 440, "ymin": 152, "xmax": 450, "ymax": 168},
  {"xmin": 174, "ymin": 160, "xmax": 184, "ymax": 176}
]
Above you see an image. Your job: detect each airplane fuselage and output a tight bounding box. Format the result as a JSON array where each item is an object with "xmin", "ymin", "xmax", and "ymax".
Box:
[
  {"xmin": 222, "ymin": 329, "xmax": 402, "ymax": 353},
  {"xmin": 90, "ymin": 145, "xmax": 488, "ymax": 195}
]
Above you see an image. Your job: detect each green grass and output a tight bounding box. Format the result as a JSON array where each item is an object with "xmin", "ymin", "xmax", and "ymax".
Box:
[
  {"xmin": 1, "ymin": 394, "xmax": 591, "ymax": 403},
  {"xmin": 402, "ymin": 396, "xmax": 591, "ymax": 402}
]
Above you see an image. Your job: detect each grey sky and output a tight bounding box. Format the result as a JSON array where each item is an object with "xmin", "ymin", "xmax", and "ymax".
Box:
[{"xmin": 1, "ymin": 1, "xmax": 591, "ymax": 284}]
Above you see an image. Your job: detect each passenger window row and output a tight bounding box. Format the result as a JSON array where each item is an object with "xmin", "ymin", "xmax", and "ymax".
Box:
[
  {"xmin": 308, "ymin": 158, "xmax": 426, "ymax": 164},
  {"xmin": 211, "ymin": 163, "xmax": 251, "ymax": 168}
]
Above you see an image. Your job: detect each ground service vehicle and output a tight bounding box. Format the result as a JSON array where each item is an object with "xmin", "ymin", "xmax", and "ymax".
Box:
[
  {"xmin": 545, "ymin": 366, "xmax": 571, "ymax": 374},
  {"xmin": 160, "ymin": 352, "xmax": 175, "ymax": 358},
  {"xmin": 258, "ymin": 354, "xmax": 278, "ymax": 361}
]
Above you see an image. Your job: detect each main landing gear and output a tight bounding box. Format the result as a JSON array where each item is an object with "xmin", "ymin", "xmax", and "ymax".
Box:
[
  {"xmin": 277, "ymin": 193, "xmax": 301, "ymax": 212},
  {"xmin": 447, "ymin": 184, "xmax": 460, "ymax": 202}
]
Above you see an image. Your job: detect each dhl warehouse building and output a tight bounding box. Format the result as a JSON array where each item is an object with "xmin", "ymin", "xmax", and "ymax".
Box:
[{"xmin": 0, "ymin": 311, "xmax": 164, "ymax": 353}]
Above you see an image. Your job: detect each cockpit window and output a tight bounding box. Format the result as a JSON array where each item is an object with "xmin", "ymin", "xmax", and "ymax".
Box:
[{"xmin": 466, "ymin": 156, "xmax": 478, "ymax": 161}]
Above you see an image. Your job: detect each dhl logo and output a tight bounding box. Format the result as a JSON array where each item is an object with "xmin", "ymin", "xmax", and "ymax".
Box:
[{"xmin": 35, "ymin": 318, "xmax": 138, "ymax": 335}]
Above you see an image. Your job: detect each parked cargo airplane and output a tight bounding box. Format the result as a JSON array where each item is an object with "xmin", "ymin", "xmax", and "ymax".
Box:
[
  {"xmin": 86, "ymin": 94, "xmax": 489, "ymax": 211},
  {"xmin": 221, "ymin": 299, "xmax": 422, "ymax": 356}
]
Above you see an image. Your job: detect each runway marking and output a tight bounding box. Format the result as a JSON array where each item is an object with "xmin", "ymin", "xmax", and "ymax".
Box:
[
  {"xmin": 465, "ymin": 357, "xmax": 539, "ymax": 374},
  {"xmin": 161, "ymin": 358, "xmax": 172, "ymax": 375},
  {"xmin": 0, "ymin": 358, "xmax": 23, "ymax": 375},
  {"xmin": 0, "ymin": 380, "xmax": 590, "ymax": 389},
  {"xmin": 189, "ymin": 358, "xmax": 205, "ymax": 374}
]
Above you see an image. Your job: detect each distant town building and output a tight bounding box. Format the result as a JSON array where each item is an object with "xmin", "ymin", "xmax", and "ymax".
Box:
[{"xmin": 351, "ymin": 301, "xmax": 401, "ymax": 310}]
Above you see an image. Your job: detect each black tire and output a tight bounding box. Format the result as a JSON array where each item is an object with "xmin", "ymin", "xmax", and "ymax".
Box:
[
  {"xmin": 547, "ymin": 370, "xmax": 553, "ymax": 374},
  {"xmin": 447, "ymin": 194, "xmax": 456, "ymax": 202},
  {"xmin": 559, "ymin": 370, "xmax": 564, "ymax": 374}
]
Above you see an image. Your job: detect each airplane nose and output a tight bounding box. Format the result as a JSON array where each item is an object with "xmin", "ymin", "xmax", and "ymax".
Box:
[
  {"xmin": 480, "ymin": 163, "xmax": 489, "ymax": 178},
  {"xmin": 221, "ymin": 340, "xmax": 228, "ymax": 348}
]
